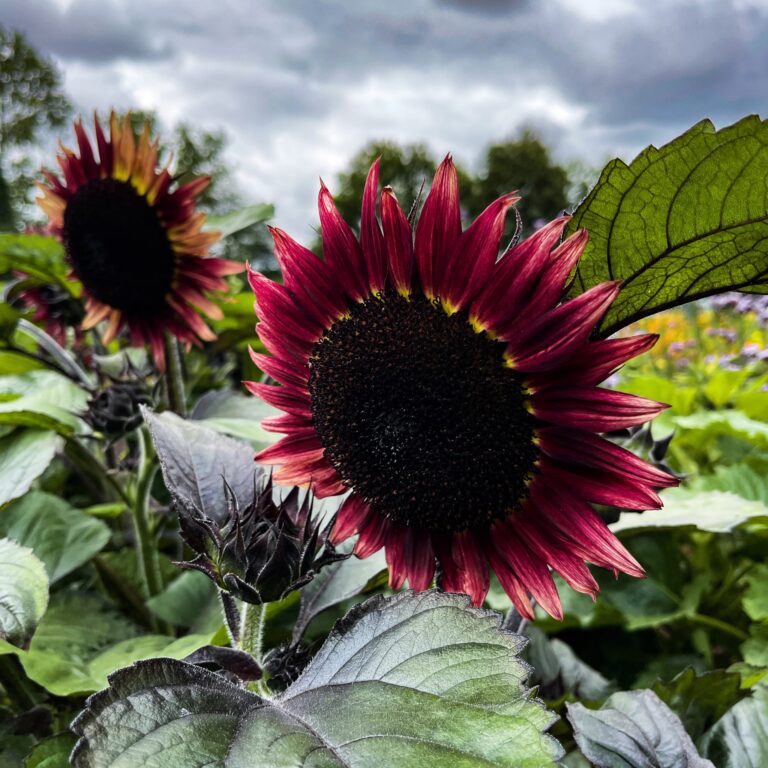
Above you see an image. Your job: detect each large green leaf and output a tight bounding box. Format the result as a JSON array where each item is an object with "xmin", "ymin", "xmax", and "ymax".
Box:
[
  {"xmin": 23, "ymin": 733, "xmax": 76, "ymax": 768},
  {"xmin": 146, "ymin": 570, "xmax": 216, "ymax": 627},
  {"xmin": 743, "ymin": 564, "xmax": 768, "ymax": 621},
  {"xmin": 0, "ymin": 429, "xmax": 61, "ymax": 506},
  {"xmin": 700, "ymin": 688, "xmax": 768, "ymax": 767},
  {"xmin": 0, "ymin": 492, "xmax": 110, "ymax": 582},
  {"xmin": 568, "ymin": 690, "xmax": 714, "ymax": 767},
  {"xmin": 0, "ymin": 538, "xmax": 49, "ymax": 650},
  {"xmin": 72, "ymin": 591, "xmax": 563, "ymax": 767},
  {"xmin": 0, "ymin": 592, "xmax": 210, "ymax": 696},
  {"xmin": 568, "ymin": 116, "xmax": 768, "ymax": 335},
  {"xmin": 691, "ymin": 464, "xmax": 768, "ymax": 506},
  {"xmin": 610, "ymin": 489, "xmax": 768, "ymax": 534}
]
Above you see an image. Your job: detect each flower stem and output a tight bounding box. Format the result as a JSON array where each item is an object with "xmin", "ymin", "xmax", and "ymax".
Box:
[
  {"xmin": 239, "ymin": 602, "xmax": 268, "ymax": 663},
  {"xmin": 689, "ymin": 613, "xmax": 749, "ymax": 641},
  {"xmin": 218, "ymin": 590, "xmax": 241, "ymax": 646},
  {"xmin": 164, "ymin": 334, "xmax": 187, "ymax": 416}
]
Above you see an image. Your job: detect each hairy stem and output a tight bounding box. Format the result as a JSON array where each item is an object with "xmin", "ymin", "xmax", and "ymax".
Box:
[{"xmin": 239, "ymin": 602, "xmax": 267, "ymax": 663}]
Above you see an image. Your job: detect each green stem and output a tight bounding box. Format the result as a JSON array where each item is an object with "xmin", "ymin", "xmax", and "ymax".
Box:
[
  {"xmin": 164, "ymin": 334, "xmax": 187, "ymax": 416},
  {"xmin": 239, "ymin": 602, "xmax": 267, "ymax": 663},
  {"xmin": 133, "ymin": 457, "xmax": 163, "ymax": 599},
  {"xmin": 689, "ymin": 613, "xmax": 749, "ymax": 641}
]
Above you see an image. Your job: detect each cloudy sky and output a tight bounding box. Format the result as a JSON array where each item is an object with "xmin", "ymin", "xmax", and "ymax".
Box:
[{"xmin": 6, "ymin": 0, "xmax": 768, "ymax": 238}]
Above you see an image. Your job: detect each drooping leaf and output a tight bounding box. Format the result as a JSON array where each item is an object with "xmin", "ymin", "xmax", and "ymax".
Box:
[
  {"xmin": 700, "ymin": 687, "xmax": 768, "ymax": 768},
  {"xmin": 0, "ymin": 429, "xmax": 61, "ymax": 506},
  {"xmin": 0, "ymin": 370, "xmax": 90, "ymax": 435},
  {"xmin": 191, "ymin": 389, "xmax": 279, "ymax": 449},
  {"xmin": 143, "ymin": 406, "xmax": 257, "ymax": 520},
  {"xmin": 292, "ymin": 541, "xmax": 387, "ymax": 642},
  {"xmin": 0, "ymin": 538, "xmax": 49, "ymax": 650},
  {"xmin": 610, "ymin": 489, "xmax": 768, "ymax": 535},
  {"xmin": 0, "ymin": 492, "xmax": 110, "ymax": 582},
  {"xmin": 652, "ymin": 668, "xmax": 744, "ymax": 743},
  {"xmin": 568, "ymin": 689, "xmax": 714, "ymax": 768},
  {"xmin": 204, "ymin": 203, "xmax": 274, "ymax": 237},
  {"xmin": 72, "ymin": 591, "xmax": 563, "ymax": 767},
  {"xmin": 568, "ymin": 116, "xmax": 768, "ymax": 336}
]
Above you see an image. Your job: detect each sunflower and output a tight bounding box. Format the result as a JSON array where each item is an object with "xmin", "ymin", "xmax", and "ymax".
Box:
[
  {"xmin": 246, "ymin": 157, "xmax": 678, "ymax": 619},
  {"xmin": 36, "ymin": 113, "xmax": 242, "ymax": 368}
]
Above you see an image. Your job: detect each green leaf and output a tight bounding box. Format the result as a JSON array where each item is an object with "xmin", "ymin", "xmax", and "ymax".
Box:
[
  {"xmin": 568, "ymin": 116, "xmax": 768, "ymax": 336},
  {"xmin": 72, "ymin": 591, "xmax": 563, "ymax": 767},
  {"xmin": 0, "ymin": 371, "xmax": 90, "ymax": 435},
  {"xmin": 742, "ymin": 625, "xmax": 768, "ymax": 667},
  {"xmin": 3, "ymin": 592, "xmax": 211, "ymax": 696},
  {"xmin": 191, "ymin": 389, "xmax": 279, "ymax": 449},
  {"xmin": 292, "ymin": 543, "xmax": 387, "ymax": 642},
  {"xmin": 143, "ymin": 406, "xmax": 257, "ymax": 519},
  {"xmin": 652, "ymin": 668, "xmax": 744, "ymax": 742},
  {"xmin": 204, "ymin": 203, "xmax": 274, "ymax": 237},
  {"xmin": 610, "ymin": 489, "xmax": 768, "ymax": 534},
  {"xmin": 743, "ymin": 564, "xmax": 768, "ymax": 621},
  {"xmin": 568, "ymin": 690, "xmax": 714, "ymax": 767},
  {"xmin": 0, "ymin": 491, "xmax": 110, "ymax": 582},
  {"xmin": 0, "ymin": 538, "xmax": 49, "ymax": 650},
  {"xmin": 24, "ymin": 733, "xmax": 76, "ymax": 768},
  {"xmin": 146, "ymin": 570, "xmax": 216, "ymax": 627},
  {"xmin": 700, "ymin": 687, "xmax": 768, "ymax": 767},
  {"xmin": 0, "ymin": 429, "xmax": 61, "ymax": 506},
  {"xmin": 0, "ymin": 234, "xmax": 70, "ymax": 288},
  {"xmin": 691, "ymin": 465, "xmax": 768, "ymax": 505},
  {"xmin": 673, "ymin": 411, "xmax": 768, "ymax": 452}
]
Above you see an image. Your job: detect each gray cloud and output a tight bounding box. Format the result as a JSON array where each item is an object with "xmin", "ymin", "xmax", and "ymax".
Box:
[
  {"xmin": 2, "ymin": 0, "xmax": 172, "ymax": 63},
  {"xmin": 6, "ymin": 0, "xmax": 768, "ymax": 237}
]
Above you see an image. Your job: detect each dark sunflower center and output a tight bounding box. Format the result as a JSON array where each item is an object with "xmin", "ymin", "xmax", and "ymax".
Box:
[
  {"xmin": 308, "ymin": 292, "xmax": 538, "ymax": 532},
  {"xmin": 63, "ymin": 178, "xmax": 175, "ymax": 316}
]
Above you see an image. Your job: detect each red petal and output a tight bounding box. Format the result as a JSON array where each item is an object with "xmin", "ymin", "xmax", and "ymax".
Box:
[
  {"xmin": 414, "ymin": 156, "xmax": 461, "ymax": 298},
  {"xmin": 248, "ymin": 269, "xmax": 322, "ymax": 342},
  {"xmin": 381, "ymin": 187, "xmax": 414, "ymax": 295},
  {"xmin": 541, "ymin": 458, "xmax": 663, "ymax": 510},
  {"xmin": 405, "ymin": 531, "xmax": 436, "ymax": 591},
  {"xmin": 244, "ymin": 382, "xmax": 311, "ymax": 417},
  {"xmin": 331, "ymin": 494, "xmax": 370, "ymax": 544},
  {"xmin": 538, "ymin": 428, "xmax": 679, "ymax": 489},
  {"xmin": 256, "ymin": 433, "xmax": 324, "ymax": 464},
  {"xmin": 386, "ymin": 524, "xmax": 409, "ymax": 589},
  {"xmin": 318, "ymin": 181, "xmax": 369, "ymax": 301},
  {"xmin": 441, "ymin": 192, "xmax": 518, "ymax": 311},
  {"xmin": 470, "ymin": 216, "xmax": 570, "ymax": 332},
  {"xmin": 249, "ymin": 348, "xmax": 308, "ymax": 389},
  {"xmin": 492, "ymin": 521, "xmax": 563, "ymax": 620},
  {"xmin": 361, "ymin": 159, "xmax": 387, "ymax": 293},
  {"xmin": 526, "ymin": 229, "xmax": 589, "ymax": 314},
  {"xmin": 531, "ymin": 481, "xmax": 644, "ymax": 578},
  {"xmin": 532, "ymin": 386, "xmax": 668, "ymax": 432},
  {"xmin": 435, "ymin": 531, "xmax": 489, "ymax": 606},
  {"xmin": 355, "ymin": 511, "xmax": 390, "ymax": 557},
  {"xmin": 532, "ymin": 334, "xmax": 659, "ymax": 389},
  {"xmin": 507, "ymin": 282, "xmax": 621, "ymax": 372},
  {"xmin": 485, "ymin": 539, "xmax": 535, "ymax": 620}
]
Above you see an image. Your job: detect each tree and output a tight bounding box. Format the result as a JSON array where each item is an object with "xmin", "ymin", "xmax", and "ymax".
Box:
[
  {"xmin": 466, "ymin": 130, "xmax": 570, "ymax": 231},
  {"xmin": 332, "ymin": 141, "xmax": 439, "ymax": 227},
  {"xmin": 0, "ymin": 27, "xmax": 70, "ymax": 230}
]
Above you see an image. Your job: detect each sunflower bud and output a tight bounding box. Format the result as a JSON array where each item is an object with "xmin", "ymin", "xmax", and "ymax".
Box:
[
  {"xmin": 84, "ymin": 380, "xmax": 152, "ymax": 438},
  {"xmin": 178, "ymin": 477, "xmax": 346, "ymax": 604}
]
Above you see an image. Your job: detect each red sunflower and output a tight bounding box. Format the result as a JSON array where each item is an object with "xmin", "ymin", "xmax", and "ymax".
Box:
[
  {"xmin": 36, "ymin": 112, "xmax": 242, "ymax": 368},
  {"xmin": 246, "ymin": 156, "xmax": 678, "ymax": 619}
]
